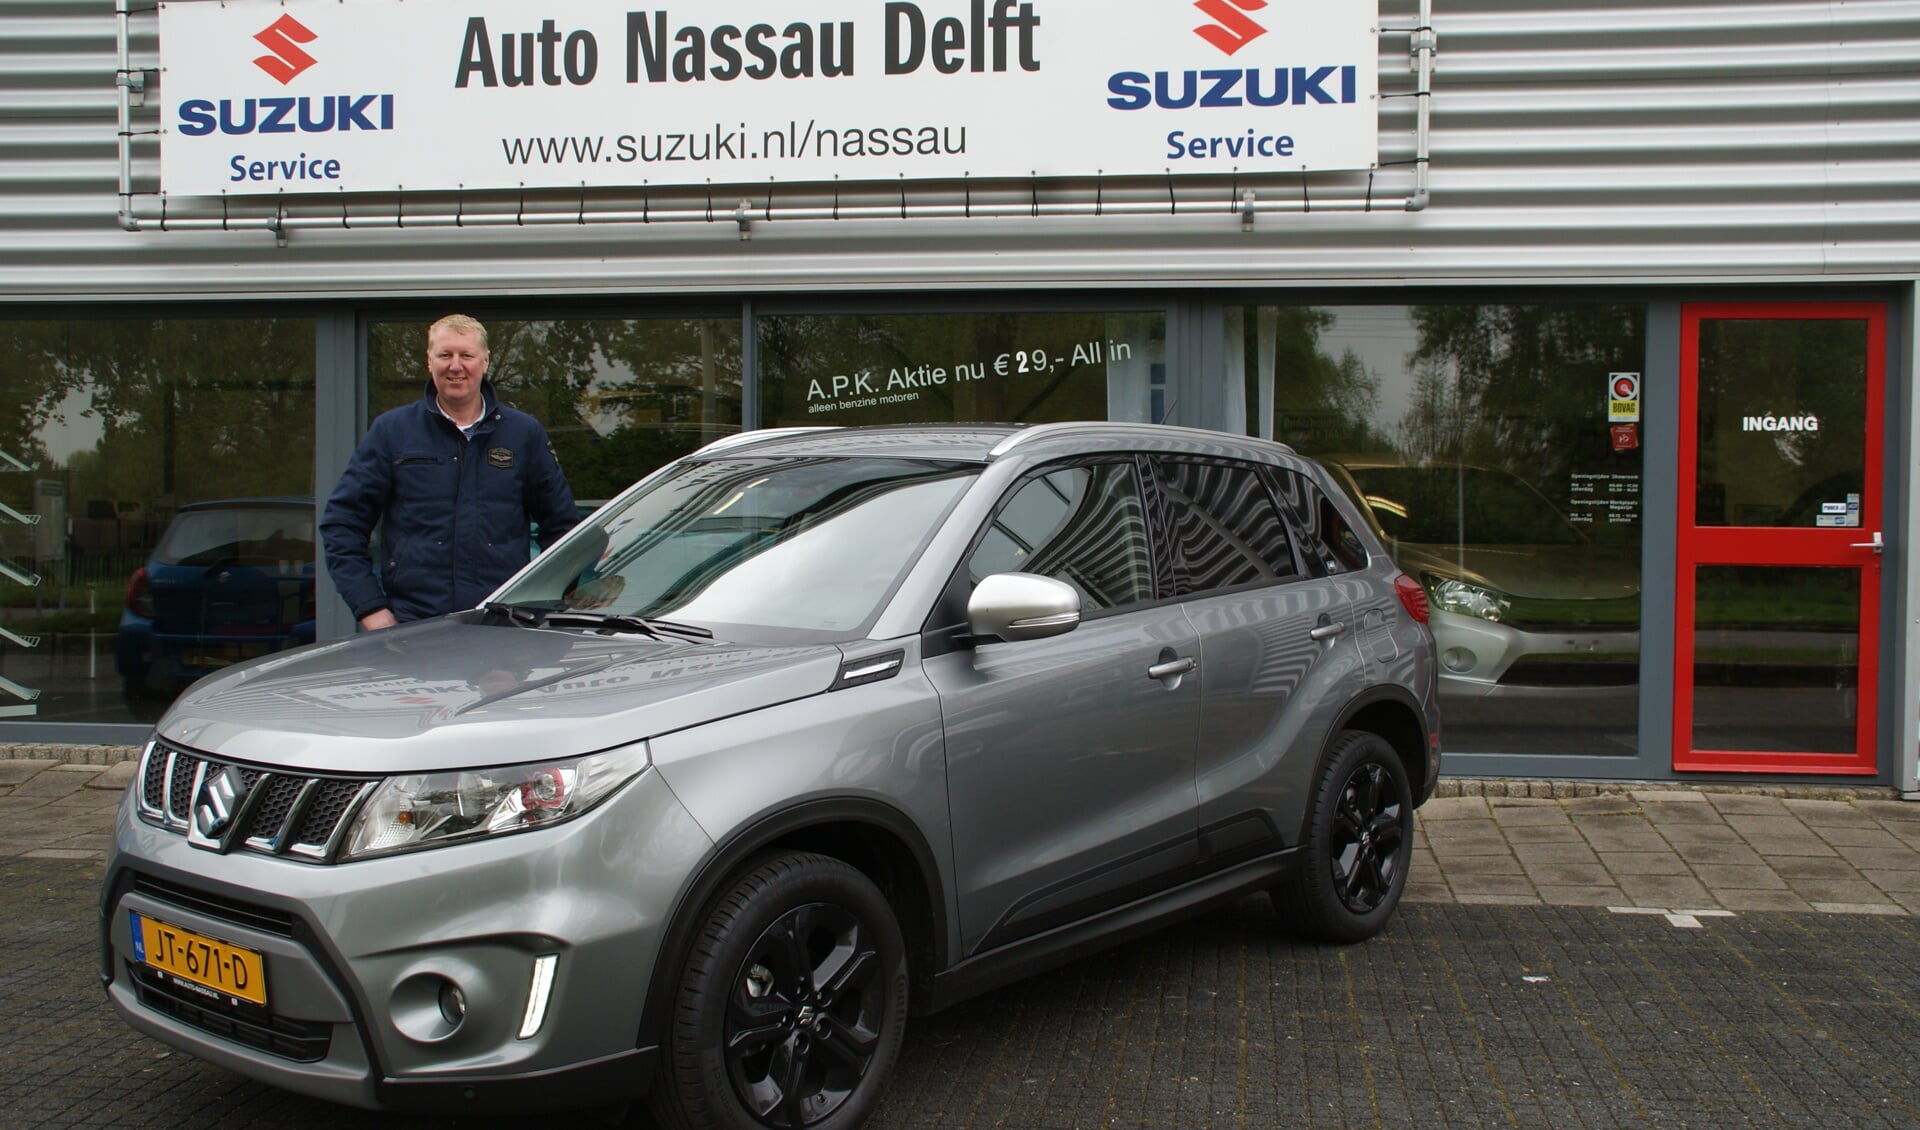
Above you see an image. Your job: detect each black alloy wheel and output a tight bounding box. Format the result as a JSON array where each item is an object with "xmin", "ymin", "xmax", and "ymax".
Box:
[
  {"xmin": 1276, "ymin": 730, "xmax": 1414, "ymax": 943},
  {"xmin": 652, "ymin": 852, "xmax": 908, "ymax": 1130}
]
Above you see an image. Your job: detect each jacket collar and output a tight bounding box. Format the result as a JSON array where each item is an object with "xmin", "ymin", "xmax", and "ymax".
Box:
[{"xmin": 419, "ymin": 378, "xmax": 500, "ymax": 427}]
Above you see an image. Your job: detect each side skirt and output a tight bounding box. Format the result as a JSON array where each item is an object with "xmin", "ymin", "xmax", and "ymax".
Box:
[{"xmin": 922, "ymin": 847, "xmax": 1300, "ymax": 1015}]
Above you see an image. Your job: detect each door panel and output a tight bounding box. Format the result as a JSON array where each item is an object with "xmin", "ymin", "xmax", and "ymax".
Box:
[
  {"xmin": 1145, "ymin": 456, "xmax": 1361, "ymax": 859},
  {"xmin": 927, "ymin": 608, "xmax": 1202, "ymax": 956},
  {"xmin": 1675, "ymin": 303, "xmax": 1884, "ymax": 774},
  {"xmin": 1186, "ymin": 582, "xmax": 1355, "ymax": 859},
  {"xmin": 930, "ymin": 456, "xmax": 1201, "ymax": 956}
]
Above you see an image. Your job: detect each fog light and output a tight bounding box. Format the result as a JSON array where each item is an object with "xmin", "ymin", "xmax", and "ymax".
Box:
[
  {"xmin": 1443, "ymin": 647, "xmax": 1477, "ymax": 674},
  {"xmin": 391, "ymin": 972, "xmax": 468, "ymax": 1043},
  {"xmin": 439, "ymin": 982, "xmax": 467, "ymax": 1026}
]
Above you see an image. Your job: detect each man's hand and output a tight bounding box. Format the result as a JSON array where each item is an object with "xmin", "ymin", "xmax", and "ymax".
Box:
[{"xmin": 359, "ymin": 609, "xmax": 398, "ymax": 631}]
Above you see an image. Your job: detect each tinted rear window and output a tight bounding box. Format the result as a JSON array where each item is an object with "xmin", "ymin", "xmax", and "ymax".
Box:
[{"xmin": 153, "ymin": 507, "xmax": 315, "ymax": 567}]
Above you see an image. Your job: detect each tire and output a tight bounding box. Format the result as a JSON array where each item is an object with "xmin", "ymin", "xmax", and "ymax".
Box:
[
  {"xmin": 648, "ymin": 852, "xmax": 909, "ymax": 1130},
  {"xmin": 1275, "ymin": 730, "xmax": 1415, "ymax": 944}
]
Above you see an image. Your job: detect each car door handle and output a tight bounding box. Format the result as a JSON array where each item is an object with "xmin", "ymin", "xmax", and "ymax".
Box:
[
  {"xmin": 1147, "ymin": 657, "xmax": 1196, "ymax": 680},
  {"xmin": 1309, "ymin": 622, "xmax": 1348, "ymax": 641}
]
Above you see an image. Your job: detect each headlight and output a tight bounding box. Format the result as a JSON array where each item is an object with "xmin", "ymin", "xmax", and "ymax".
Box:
[
  {"xmin": 1425, "ymin": 575, "xmax": 1511, "ymax": 623},
  {"xmin": 341, "ymin": 744, "xmax": 650, "ymax": 860}
]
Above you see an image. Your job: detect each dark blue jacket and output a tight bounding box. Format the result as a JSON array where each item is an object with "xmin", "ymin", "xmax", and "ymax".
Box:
[{"xmin": 321, "ymin": 381, "xmax": 578, "ymax": 623}]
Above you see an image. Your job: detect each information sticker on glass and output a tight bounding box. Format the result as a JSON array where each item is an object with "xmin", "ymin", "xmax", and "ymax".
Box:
[
  {"xmin": 1608, "ymin": 372, "xmax": 1641, "ymax": 423},
  {"xmin": 1815, "ymin": 494, "xmax": 1863, "ymax": 527}
]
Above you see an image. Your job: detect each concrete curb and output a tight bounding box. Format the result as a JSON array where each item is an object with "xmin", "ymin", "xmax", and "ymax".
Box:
[
  {"xmin": 1431, "ymin": 776, "xmax": 1901, "ymax": 802},
  {"xmin": 1, "ymin": 743, "xmax": 142, "ymax": 767}
]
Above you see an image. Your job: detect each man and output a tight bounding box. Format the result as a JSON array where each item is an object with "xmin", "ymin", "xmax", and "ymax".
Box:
[{"xmin": 322, "ymin": 314, "xmax": 578, "ymax": 629}]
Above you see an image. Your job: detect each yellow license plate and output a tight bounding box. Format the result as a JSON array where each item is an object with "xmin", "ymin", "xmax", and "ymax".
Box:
[{"xmin": 131, "ymin": 911, "xmax": 267, "ymax": 1006}]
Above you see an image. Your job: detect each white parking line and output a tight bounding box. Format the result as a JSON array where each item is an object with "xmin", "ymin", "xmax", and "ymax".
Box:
[{"xmin": 1608, "ymin": 906, "xmax": 1738, "ymax": 928}]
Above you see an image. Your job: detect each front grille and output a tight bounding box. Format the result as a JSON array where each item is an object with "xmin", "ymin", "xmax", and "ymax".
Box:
[
  {"xmin": 130, "ymin": 962, "xmax": 332, "ymax": 1061},
  {"xmin": 131, "ymin": 875, "xmax": 299, "ymax": 938},
  {"xmin": 137, "ymin": 737, "xmax": 377, "ymax": 863},
  {"xmin": 1499, "ymin": 657, "xmax": 1639, "ymax": 687}
]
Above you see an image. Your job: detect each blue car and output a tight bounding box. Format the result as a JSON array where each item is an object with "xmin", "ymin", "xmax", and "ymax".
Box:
[{"xmin": 116, "ymin": 498, "xmax": 317, "ymax": 700}]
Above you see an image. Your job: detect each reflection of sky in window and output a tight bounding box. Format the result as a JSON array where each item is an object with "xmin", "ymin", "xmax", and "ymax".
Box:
[
  {"xmin": 1322, "ymin": 308, "xmax": 1424, "ymax": 436},
  {"xmin": 666, "ymin": 477, "xmax": 965, "ymax": 631},
  {"xmin": 39, "ymin": 386, "xmax": 104, "ymax": 464}
]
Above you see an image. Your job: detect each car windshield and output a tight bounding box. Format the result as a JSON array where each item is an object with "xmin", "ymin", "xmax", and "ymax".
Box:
[
  {"xmin": 152, "ymin": 505, "xmax": 315, "ymax": 567},
  {"xmin": 499, "ymin": 456, "xmax": 977, "ymax": 639},
  {"xmin": 1344, "ymin": 466, "xmax": 1585, "ymax": 547}
]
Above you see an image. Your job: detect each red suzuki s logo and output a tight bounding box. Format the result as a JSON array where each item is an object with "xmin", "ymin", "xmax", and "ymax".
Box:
[
  {"xmin": 1193, "ymin": 0, "xmax": 1269, "ymax": 56},
  {"xmin": 253, "ymin": 14, "xmax": 318, "ymax": 85}
]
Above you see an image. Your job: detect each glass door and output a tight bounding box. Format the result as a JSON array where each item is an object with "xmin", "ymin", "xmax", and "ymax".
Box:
[{"xmin": 1675, "ymin": 303, "xmax": 1885, "ymax": 774}]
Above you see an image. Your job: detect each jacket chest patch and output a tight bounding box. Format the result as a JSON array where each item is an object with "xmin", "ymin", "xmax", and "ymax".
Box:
[{"xmin": 487, "ymin": 447, "xmax": 515, "ymax": 469}]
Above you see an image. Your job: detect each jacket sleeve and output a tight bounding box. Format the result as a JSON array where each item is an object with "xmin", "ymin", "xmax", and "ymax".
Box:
[
  {"xmin": 524, "ymin": 423, "xmax": 581, "ymax": 551},
  {"xmin": 321, "ymin": 425, "xmax": 394, "ymax": 619}
]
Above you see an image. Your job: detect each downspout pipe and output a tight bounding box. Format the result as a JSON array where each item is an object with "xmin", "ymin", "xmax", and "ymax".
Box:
[
  {"xmin": 1406, "ymin": 0, "xmax": 1434, "ymax": 212},
  {"xmin": 115, "ymin": 0, "xmax": 135, "ymax": 231}
]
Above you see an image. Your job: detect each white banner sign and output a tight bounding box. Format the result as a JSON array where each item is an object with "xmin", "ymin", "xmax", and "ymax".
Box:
[{"xmin": 156, "ymin": 0, "xmax": 1380, "ymax": 197}]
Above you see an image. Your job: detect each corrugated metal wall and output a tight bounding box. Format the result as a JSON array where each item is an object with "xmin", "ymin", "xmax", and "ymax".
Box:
[{"xmin": 1, "ymin": 0, "xmax": 1916, "ymax": 300}]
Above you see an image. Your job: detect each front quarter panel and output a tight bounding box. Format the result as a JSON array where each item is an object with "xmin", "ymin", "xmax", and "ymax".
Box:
[{"xmin": 645, "ymin": 637, "xmax": 955, "ymax": 955}]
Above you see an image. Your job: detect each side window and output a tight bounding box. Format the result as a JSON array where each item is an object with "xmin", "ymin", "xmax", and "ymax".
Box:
[
  {"xmin": 969, "ymin": 462, "xmax": 1154, "ymax": 611},
  {"xmin": 1152, "ymin": 458, "xmax": 1299, "ymax": 595},
  {"xmin": 1273, "ymin": 467, "xmax": 1369, "ymax": 574}
]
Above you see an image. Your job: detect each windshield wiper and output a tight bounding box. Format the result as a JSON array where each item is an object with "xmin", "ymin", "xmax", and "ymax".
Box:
[
  {"xmin": 632, "ymin": 616, "xmax": 714, "ymax": 640},
  {"xmin": 540, "ymin": 611, "xmax": 714, "ymax": 641},
  {"xmin": 479, "ymin": 601, "xmax": 554, "ymax": 627}
]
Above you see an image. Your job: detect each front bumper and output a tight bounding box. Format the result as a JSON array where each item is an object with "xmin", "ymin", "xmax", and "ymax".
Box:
[
  {"xmin": 99, "ymin": 768, "xmax": 710, "ymax": 1113},
  {"xmin": 1429, "ymin": 609, "xmax": 1638, "ymax": 699}
]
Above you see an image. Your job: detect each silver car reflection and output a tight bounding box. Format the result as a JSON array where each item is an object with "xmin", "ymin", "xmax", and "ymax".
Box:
[
  {"xmin": 101, "ymin": 423, "xmax": 1440, "ymax": 1126},
  {"xmin": 1322, "ymin": 456, "xmax": 1640, "ymax": 698}
]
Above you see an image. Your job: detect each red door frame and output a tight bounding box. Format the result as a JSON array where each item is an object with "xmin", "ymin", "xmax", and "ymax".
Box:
[{"xmin": 1674, "ymin": 302, "xmax": 1885, "ymax": 774}]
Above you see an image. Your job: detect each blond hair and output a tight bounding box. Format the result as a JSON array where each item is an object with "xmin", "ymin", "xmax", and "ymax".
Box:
[{"xmin": 427, "ymin": 313, "xmax": 488, "ymax": 353}]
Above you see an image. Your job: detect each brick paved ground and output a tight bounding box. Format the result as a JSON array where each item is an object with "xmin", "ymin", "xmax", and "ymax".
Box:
[{"xmin": 1408, "ymin": 791, "xmax": 1920, "ymax": 916}]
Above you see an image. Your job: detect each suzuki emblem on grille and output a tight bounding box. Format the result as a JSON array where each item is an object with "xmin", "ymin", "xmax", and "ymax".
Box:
[{"xmin": 193, "ymin": 765, "xmax": 248, "ymax": 840}]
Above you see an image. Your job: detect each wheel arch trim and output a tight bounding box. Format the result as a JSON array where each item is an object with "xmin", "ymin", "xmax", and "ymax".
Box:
[
  {"xmin": 1326, "ymin": 684, "xmax": 1437, "ymax": 802},
  {"xmin": 634, "ymin": 795, "xmax": 948, "ymax": 1051}
]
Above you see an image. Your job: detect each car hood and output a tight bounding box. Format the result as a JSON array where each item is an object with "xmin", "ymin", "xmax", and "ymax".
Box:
[
  {"xmin": 155, "ymin": 617, "xmax": 845, "ymax": 774},
  {"xmin": 1393, "ymin": 542, "xmax": 1639, "ymax": 602}
]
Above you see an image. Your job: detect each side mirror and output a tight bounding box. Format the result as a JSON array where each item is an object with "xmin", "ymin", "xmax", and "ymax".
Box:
[{"xmin": 967, "ymin": 572, "xmax": 1081, "ymax": 642}]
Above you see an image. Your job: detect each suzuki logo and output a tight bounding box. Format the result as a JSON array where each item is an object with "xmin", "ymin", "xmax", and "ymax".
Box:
[
  {"xmin": 253, "ymin": 14, "xmax": 318, "ymax": 85},
  {"xmin": 1193, "ymin": 0, "xmax": 1269, "ymax": 56},
  {"xmin": 193, "ymin": 765, "xmax": 248, "ymax": 842}
]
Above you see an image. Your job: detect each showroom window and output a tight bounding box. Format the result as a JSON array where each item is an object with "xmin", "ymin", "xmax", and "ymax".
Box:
[
  {"xmin": 1228, "ymin": 303, "xmax": 1647, "ymax": 757},
  {"xmin": 0, "ymin": 317, "xmax": 316, "ymax": 725},
  {"xmin": 368, "ymin": 316, "xmax": 744, "ymax": 503},
  {"xmin": 758, "ymin": 311, "xmax": 1166, "ymax": 428}
]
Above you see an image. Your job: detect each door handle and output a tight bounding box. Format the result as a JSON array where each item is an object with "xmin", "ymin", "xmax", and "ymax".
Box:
[
  {"xmin": 1309, "ymin": 621, "xmax": 1348, "ymax": 641},
  {"xmin": 1850, "ymin": 531, "xmax": 1883, "ymax": 555},
  {"xmin": 1146, "ymin": 657, "xmax": 1196, "ymax": 680}
]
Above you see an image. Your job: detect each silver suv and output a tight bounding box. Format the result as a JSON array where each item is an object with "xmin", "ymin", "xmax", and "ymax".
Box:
[{"xmin": 100, "ymin": 423, "xmax": 1440, "ymax": 1127}]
